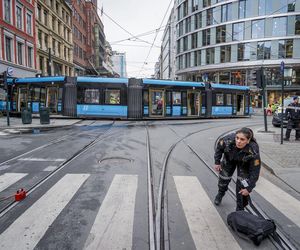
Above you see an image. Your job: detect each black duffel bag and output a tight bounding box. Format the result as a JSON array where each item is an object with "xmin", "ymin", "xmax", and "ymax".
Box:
[{"xmin": 227, "ymin": 210, "xmax": 276, "ymax": 246}]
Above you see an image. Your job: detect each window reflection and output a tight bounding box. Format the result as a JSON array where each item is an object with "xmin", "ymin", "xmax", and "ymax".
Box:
[
  {"xmin": 272, "ymin": 17, "xmax": 287, "ymax": 37},
  {"xmin": 233, "ymin": 22, "xmax": 244, "ymax": 41},
  {"xmin": 252, "ymin": 19, "xmax": 264, "ymax": 39}
]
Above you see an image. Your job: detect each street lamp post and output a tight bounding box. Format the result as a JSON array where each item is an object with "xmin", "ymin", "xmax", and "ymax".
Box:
[{"xmin": 280, "ymin": 61, "xmax": 285, "ymax": 144}]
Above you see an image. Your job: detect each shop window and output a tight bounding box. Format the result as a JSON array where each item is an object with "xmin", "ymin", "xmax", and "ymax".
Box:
[
  {"xmin": 84, "ymin": 89, "xmax": 100, "ymax": 104},
  {"xmin": 105, "ymin": 89, "xmax": 120, "ymax": 105}
]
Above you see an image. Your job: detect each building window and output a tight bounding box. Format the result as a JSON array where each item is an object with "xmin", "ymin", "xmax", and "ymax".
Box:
[
  {"xmin": 216, "ymin": 25, "xmax": 226, "ymax": 44},
  {"xmin": 202, "ymin": 29, "xmax": 211, "ymax": 46},
  {"xmin": 221, "ymin": 3, "xmax": 232, "ymax": 22},
  {"xmin": 37, "ymin": 5, "xmax": 41, "ymax": 22},
  {"xmin": 4, "ymin": 0, "xmax": 12, "ymax": 23},
  {"xmin": 178, "ymin": 21, "xmax": 183, "ymax": 36},
  {"xmin": 295, "ymin": 15, "xmax": 300, "ymax": 35},
  {"xmin": 238, "ymin": 43, "xmax": 250, "ymax": 61},
  {"xmin": 207, "ymin": 8, "xmax": 216, "ymax": 26},
  {"xmin": 44, "ymin": 34, "xmax": 48, "ymax": 50},
  {"xmin": 288, "ymin": 0, "xmax": 295, "ymax": 12},
  {"xmin": 220, "ymin": 45, "xmax": 231, "ymax": 63},
  {"xmin": 185, "ymin": 53, "xmax": 191, "ymax": 68},
  {"xmin": 279, "ymin": 40, "xmax": 293, "ymax": 58},
  {"xmin": 185, "ymin": 17, "xmax": 191, "ymax": 33},
  {"xmin": 28, "ymin": 46, "xmax": 33, "ymax": 67},
  {"xmin": 26, "ymin": 13, "xmax": 32, "ymax": 34},
  {"xmin": 252, "ymin": 19, "xmax": 264, "ymax": 39},
  {"xmin": 39, "ymin": 56, "xmax": 44, "ymax": 71},
  {"xmin": 194, "ymin": 50, "xmax": 201, "ymax": 66},
  {"xmin": 192, "ymin": 0, "xmax": 198, "ymax": 12},
  {"xmin": 183, "ymin": 1, "xmax": 188, "ymax": 17},
  {"xmin": 239, "ymin": 0, "xmax": 246, "ymax": 19},
  {"xmin": 233, "ymin": 22, "xmax": 244, "ymax": 41},
  {"xmin": 183, "ymin": 36, "xmax": 188, "ymax": 51},
  {"xmin": 203, "ymin": 0, "xmax": 211, "ymax": 8},
  {"xmin": 206, "ymin": 48, "xmax": 215, "ymax": 64},
  {"xmin": 258, "ymin": 0, "xmax": 265, "ymax": 15},
  {"xmin": 195, "ymin": 12, "xmax": 202, "ymax": 29},
  {"xmin": 257, "ymin": 41, "xmax": 272, "ymax": 60},
  {"xmin": 17, "ymin": 42, "xmax": 23, "ymax": 65},
  {"xmin": 5, "ymin": 36, "xmax": 13, "ymax": 62},
  {"xmin": 16, "ymin": 5, "xmax": 23, "ymax": 29},
  {"xmin": 272, "ymin": 17, "xmax": 287, "ymax": 37},
  {"xmin": 191, "ymin": 33, "xmax": 197, "ymax": 49}
]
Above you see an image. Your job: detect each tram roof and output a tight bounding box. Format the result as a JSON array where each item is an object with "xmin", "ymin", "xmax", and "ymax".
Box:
[
  {"xmin": 77, "ymin": 77, "xmax": 128, "ymax": 84},
  {"xmin": 211, "ymin": 83, "xmax": 249, "ymax": 91},
  {"xmin": 143, "ymin": 79, "xmax": 205, "ymax": 87},
  {"xmin": 15, "ymin": 76, "xmax": 66, "ymax": 83}
]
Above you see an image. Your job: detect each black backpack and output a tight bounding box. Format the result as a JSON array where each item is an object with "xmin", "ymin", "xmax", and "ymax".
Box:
[{"xmin": 227, "ymin": 210, "xmax": 276, "ymax": 246}]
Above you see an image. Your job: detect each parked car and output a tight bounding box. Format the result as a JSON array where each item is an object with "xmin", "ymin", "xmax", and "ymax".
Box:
[{"xmin": 272, "ymin": 96, "xmax": 300, "ymax": 127}]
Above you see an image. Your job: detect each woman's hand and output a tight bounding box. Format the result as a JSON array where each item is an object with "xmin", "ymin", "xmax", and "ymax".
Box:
[
  {"xmin": 239, "ymin": 189, "xmax": 250, "ymax": 196},
  {"xmin": 214, "ymin": 164, "xmax": 222, "ymax": 172}
]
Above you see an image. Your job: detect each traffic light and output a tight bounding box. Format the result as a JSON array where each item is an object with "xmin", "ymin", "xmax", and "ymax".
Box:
[
  {"xmin": 0, "ymin": 71, "xmax": 8, "ymax": 90},
  {"xmin": 256, "ymin": 68, "xmax": 264, "ymax": 89}
]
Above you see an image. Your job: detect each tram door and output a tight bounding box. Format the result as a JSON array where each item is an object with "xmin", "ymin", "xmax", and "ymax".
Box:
[
  {"xmin": 18, "ymin": 87, "xmax": 28, "ymax": 111},
  {"xmin": 236, "ymin": 94, "xmax": 245, "ymax": 115},
  {"xmin": 46, "ymin": 87, "xmax": 58, "ymax": 113},
  {"xmin": 187, "ymin": 91, "xmax": 200, "ymax": 116},
  {"xmin": 149, "ymin": 89, "xmax": 164, "ymax": 117}
]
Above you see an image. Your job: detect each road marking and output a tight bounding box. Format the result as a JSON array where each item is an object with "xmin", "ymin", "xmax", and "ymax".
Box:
[
  {"xmin": 18, "ymin": 158, "xmax": 65, "ymax": 162},
  {"xmin": 174, "ymin": 176, "xmax": 241, "ymax": 250},
  {"xmin": 256, "ymin": 177, "xmax": 300, "ymax": 227},
  {"xmin": 0, "ymin": 165, "xmax": 11, "ymax": 171},
  {"xmin": 43, "ymin": 166, "xmax": 58, "ymax": 171},
  {"xmin": 0, "ymin": 132, "xmax": 8, "ymax": 136},
  {"xmin": 0, "ymin": 174, "xmax": 89, "ymax": 250},
  {"xmin": 0, "ymin": 173, "xmax": 27, "ymax": 192},
  {"xmin": 84, "ymin": 174, "xmax": 138, "ymax": 250}
]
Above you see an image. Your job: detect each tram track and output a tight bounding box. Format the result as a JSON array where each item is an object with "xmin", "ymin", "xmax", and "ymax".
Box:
[
  {"xmin": 146, "ymin": 120, "xmax": 297, "ymax": 250},
  {"xmin": 0, "ymin": 121, "xmax": 116, "ymax": 218}
]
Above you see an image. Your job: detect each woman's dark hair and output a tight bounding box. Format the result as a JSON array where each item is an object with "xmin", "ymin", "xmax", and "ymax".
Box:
[{"xmin": 236, "ymin": 127, "xmax": 257, "ymax": 143}]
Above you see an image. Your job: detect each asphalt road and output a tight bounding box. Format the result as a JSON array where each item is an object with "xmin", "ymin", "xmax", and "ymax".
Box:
[{"xmin": 0, "ymin": 117, "xmax": 299, "ymax": 250}]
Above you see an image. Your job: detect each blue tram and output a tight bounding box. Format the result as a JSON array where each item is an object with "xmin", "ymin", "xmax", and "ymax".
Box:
[{"xmin": 0, "ymin": 76, "xmax": 251, "ymax": 119}]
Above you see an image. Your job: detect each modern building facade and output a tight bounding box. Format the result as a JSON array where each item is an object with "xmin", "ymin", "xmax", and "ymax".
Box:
[
  {"xmin": 161, "ymin": 7, "xmax": 177, "ymax": 80},
  {"xmin": 0, "ymin": 0, "xmax": 37, "ymax": 77},
  {"xmin": 36, "ymin": 0, "xmax": 73, "ymax": 76},
  {"xmin": 175, "ymin": 0, "xmax": 300, "ymax": 107},
  {"xmin": 111, "ymin": 51, "xmax": 127, "ymax": 78}
]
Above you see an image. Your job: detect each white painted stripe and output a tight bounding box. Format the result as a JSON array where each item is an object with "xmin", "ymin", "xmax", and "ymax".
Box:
[
  {"xmin": 174, "ymin": 176, "xmax": 241, "ymax": 250},
  {"xmin": 0, "ymin": 132, "xmax": 8, "ymax": 136},
  {"xmin": 84, "ymin": 174, "xmax": 138, "ymax": 250},
  {"xmin": 18, "ymin": 158, "xmax": 65, "ymax": 162},
  {"xmin": 255, "ymin": 177, "xmax": 300, "ymax": 227},
  {"xmin": 0, "ymin": 174, "xmax": 89, "ymax": 250},
  {"xmin": 43, "ymin": 166, "xmax": 58, "ymax": 171},
  {"xmin": 0, "ymin": 165, "xmax": 11, "ymax": 171},
  {"xmin": 0, "ymin": 173, "xmax": 28, "ymax": 192}
]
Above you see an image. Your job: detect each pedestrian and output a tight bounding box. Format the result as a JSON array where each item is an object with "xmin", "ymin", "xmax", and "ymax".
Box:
[
  {"xmin": 284, "ymin": 96, "xmax": 300, "ymax": 141},
  {"xmin": 214, "ymin": 127, "xmax": 261, "ymax": 211}
]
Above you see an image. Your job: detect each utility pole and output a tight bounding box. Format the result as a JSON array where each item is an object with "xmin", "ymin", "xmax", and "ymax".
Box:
[
  {"xmin": 3, "ymin": 71, "xmax": 10, "ymax": 126},
  {"xmin": 257, "ymin": 68, "xmax": 267, "ymax": 132},
  {"xmin": 280, "ymin": 61, "xmax": 285, "ymax": 144}
]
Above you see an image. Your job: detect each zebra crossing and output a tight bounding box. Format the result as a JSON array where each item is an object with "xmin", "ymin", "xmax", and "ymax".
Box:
[{"xmin": 0, "ymin": 172, "xmax": 299, "ymax": 250}]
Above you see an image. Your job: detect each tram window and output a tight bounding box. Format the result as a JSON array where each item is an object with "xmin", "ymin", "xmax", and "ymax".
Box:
[
  {"xmin": 77, "ymin": 88, "xmax": 85, "ymax": 104},
  {"xmin": 84, "ymin": 89, "xmax": 100, "ymax": 104},
  {"xmin": 40, "ymin": 88, "xmax": 46, "ymax": 107},
  {"xmin": 173, "ymin": 92, "xmax": 181, "ymax": 105},
  {"xmin": 32, "ymin": 88, "xmax": 41, "ymax": 101},
  {"xmin": 58, "ymin": 88, "xmax": 63, "ymax": 101},
  {"xmin": 166, "ymin": 91, "xmax": 172, "ymax": 105},
  {"xmin": 216, "ymin": 93, "xmax": 224, "ymax": 105},
  {"xmin": 104, "ymin": 89, "xmax": 120, "ymax": 105},
  {"xmin": 226, "ymin": 94, "xmax": 232, "ymax": 105},
  {"xmin": 143, "ymin": 91, "xmax": 149, "ymax": 105}
]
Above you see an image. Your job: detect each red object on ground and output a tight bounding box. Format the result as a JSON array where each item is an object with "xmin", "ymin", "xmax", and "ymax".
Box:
[{"xmin": 15, "ymin": 189, "xmax": 27, "ymax": 201}]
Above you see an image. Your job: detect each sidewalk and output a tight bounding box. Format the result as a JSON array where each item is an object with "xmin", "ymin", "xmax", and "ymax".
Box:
[
  {"xmin": 0, "ymin": 116, "xmax": 81, "ymax": 130},
  {"xmin": 255, "ymin": 126, "xmax": 300, "ymax": 193}
]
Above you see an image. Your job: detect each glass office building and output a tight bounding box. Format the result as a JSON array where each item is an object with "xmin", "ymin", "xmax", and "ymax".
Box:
[{"xmin": 175, "ymin": 0, "xmax": 300, "ymax": 107}]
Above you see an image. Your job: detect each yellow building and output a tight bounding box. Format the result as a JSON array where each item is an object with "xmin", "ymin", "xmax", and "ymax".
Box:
[{"xmin": 36, "ymin": 0, "xmax": 73, "ymax": 76}]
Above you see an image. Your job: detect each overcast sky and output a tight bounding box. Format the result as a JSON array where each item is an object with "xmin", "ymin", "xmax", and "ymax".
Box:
[{"xmin": 98, "ymin": 0, "xmax": 173, "ymax": 78}]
